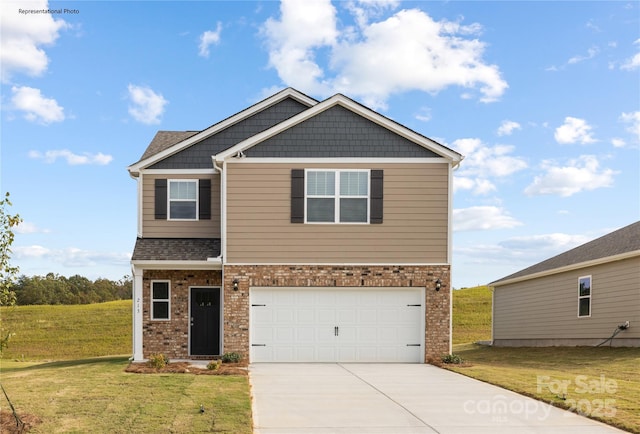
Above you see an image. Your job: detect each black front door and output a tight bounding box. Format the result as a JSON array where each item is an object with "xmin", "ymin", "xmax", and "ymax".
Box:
[{"xmin": 190, "ymin": 288, "xmax": 220, "ymax": 356}]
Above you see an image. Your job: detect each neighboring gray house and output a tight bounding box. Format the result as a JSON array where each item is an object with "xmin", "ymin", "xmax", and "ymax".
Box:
[
  {"xmin": 127, "ymin": 88, "xmax": 463, "ymax": 363},
  {"xmin": 490, "ymin": 221, "xmax": 640, "ymax": 347}
]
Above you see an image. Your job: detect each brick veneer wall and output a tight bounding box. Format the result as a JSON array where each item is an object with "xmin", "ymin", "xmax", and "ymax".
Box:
[
  {"xmin": 142, "ymin": 270, "xmax": 222, "ymax": 359},
  {"xmin": 223, "ymin": 265, "xmax": 451, "ymax": 363}
]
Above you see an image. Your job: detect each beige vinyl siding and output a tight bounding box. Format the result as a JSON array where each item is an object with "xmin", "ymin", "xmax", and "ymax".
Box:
[
  {"xmin": 493, "ymin": 256, "xmax": 640, "ymax": 341},
  {"xmin": 142, "ymin": 173, "xmax": 220, "ymax": 238},
  {"xmin": 226, "ymin": 162, "xmax": 449, "ymax": 263}
]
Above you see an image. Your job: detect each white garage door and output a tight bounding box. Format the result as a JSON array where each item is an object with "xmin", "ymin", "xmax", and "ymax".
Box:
[{"xmin": 250, "ymin": 287, "xmax": 424, "ymax": 363}]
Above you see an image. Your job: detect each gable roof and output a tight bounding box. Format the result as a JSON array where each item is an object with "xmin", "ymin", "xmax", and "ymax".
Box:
[
  {"xmin": 127, "ymin": 88, "xmax": 318, "ymax": 175},
  {"xmin": 216, "ymin": 93, "xmax": 463, "ymax": 164},
  {"xmin": 491, "ymin": 221, "xmax": 640, "ymax": 286}
]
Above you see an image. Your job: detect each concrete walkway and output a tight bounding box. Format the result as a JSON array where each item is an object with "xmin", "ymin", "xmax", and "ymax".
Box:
[{"xmin": 250, "ymin": 363, "xmax": 626, "ymax": 434}]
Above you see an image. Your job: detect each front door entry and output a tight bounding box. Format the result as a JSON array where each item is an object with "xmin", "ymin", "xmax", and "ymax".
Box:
[{"xmin": 190, "ymin": 287, "xmax": 221, "ymax": 356}]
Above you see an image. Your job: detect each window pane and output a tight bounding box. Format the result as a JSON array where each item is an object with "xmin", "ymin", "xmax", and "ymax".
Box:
[
  {"xmin": 153, "ymin": 282, "xmax": 169, "ymax": 299},
  {"xmin": 340, "ymin": 198, "xmax": 367, "ymax": 222},
  {"xmin": 153, "ymin": 301, "xmax": 169, "ymax": 319},
  {"xmin": 170, "ymin": 181, "xmax": 196, "ymax": 199},
  {"xmin": 579, "ymin": 298, "xmax": 590, "ymax": 317},
  {"xmin": 340, "ymin": 172, "xmax": 368, "ymax": 196},
  {"xmin": 307, "ymin": 198, "xmax": 335, "ymax": 222},
  {"xmin": 307, "ymin": 171, "xmax": 334, "ymax": 196},
  {"xmin": 579, "ymin": 277, "xmax": 591, "ymax": 296},
  {"xmin": 170, "ymin": 201, "xmax": 197, "ymax": 219}
]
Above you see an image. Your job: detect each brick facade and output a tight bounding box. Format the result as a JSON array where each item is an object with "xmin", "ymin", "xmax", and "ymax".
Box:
[{"xmin": 142, "ymin": 265, "xmax": 451, "ymax": 363}]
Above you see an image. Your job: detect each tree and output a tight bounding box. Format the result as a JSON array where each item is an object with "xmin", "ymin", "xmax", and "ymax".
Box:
[{"xmin": 0, "ymin": 192, "xmax": 22, "ymax": 352}]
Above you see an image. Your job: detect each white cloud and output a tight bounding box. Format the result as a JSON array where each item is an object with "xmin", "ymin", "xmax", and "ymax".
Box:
[
  {"xmin": 198, "ymin": 22, "xmax": 222, "ymax": 58},
  {"xmin": 620, "ymin": 111, "xmax": 640, "ymax": 141},
  {"xmin": 524, "ymin": 155, "xmax": 617, "ymax": 197},
  {"xmin": 15, "ymin": 221, "xmax": 50, "ymax": 234},
  {"xmin": 11, "ymin": 86, "xmax": 64, "ymax": 124},
  {"xmin": 414, "ymin": 106, "xmax": 431, "ymax": 122},
  {"xmin": 567, "ymin": 46, "xmax": 599, "ymax": 65},
  {"xmin": 453, "ymin": 206, "xmax": 522, "ymax": 232},
  {"xmin": 554, "ymin": 116, "xmax": 596, "ymax": 144},
  {"xmin": 496, "ymin": 120, "xmax": 521, "ymax": 136},
  {"xmin": 620, "ymin": 39, "xmax": 640, "ymax": 71},
  {"xmin": 0, "ymin": 0, "xmax": 68, "ymax": 82},
  {"xmin": 499, "ymin": 233, "xmax": 591, "ymax": 252},
  {"xmin": 28, "ymin": 149, "xmax": 113, "ymax": 165},
  {"xmin": 261, "ymin": 1, "xmax": 507, "ymax": 108},
  {"xmin": 611, "ymin": 138, "xmax": 626, "ymax": 148},
  {"xmin": 453, "ymin": 138, "xmax": 527, "ymax": 178},
  {"xmin": 453, "ymin": 176, "xmax": 496, "ymax": 195},
  {"xmin": 127, "ymin": 84, "xmax": 168, "ymax": 124},
  {"xmin": 14, "ymin": 245, "xmax": 130, "ymax": 267}
]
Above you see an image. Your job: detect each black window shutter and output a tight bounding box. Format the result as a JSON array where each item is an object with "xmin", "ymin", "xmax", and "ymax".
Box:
[
  {"xmin": 370, "ymin": 170, "xmax": 383, "ymax": 224},
  {"xmin": 199, "ymin": 179, "xmax": 211, "ymax": 220},
  {"xmin": 291, "ymin": 169, "xmax": 305, "ymax": 223},
  {"xmin": 154, "ymin": 179, "xmax": 167, "ymax": 220}
]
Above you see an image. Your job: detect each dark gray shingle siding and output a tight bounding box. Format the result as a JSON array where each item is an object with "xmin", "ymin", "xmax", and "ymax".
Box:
[
  {"xmin": 149, "ymin": 98, "xmax": 309, "ymax": 169},
  {"xmin": 245, "ymin": 106, "xmax": 440, "ymax": 158}
]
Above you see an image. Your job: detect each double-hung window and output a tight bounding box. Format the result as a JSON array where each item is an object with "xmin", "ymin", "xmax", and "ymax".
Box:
[
  {"xmin": 306, "ymin": 170, "xmax": 369, "ymax": 223},
  {"xmin": 578, "ymin": 275, "xmax": 591, "ymax": 317},
  {"xmin": 168, "ymin": 180, "xmax": 198, "ymax": 220},
  {"xmin": 151, "ymin": 281, "xmax": 170, "ymax": 320}
]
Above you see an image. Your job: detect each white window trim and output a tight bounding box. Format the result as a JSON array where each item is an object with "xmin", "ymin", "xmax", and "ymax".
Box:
[
  {"xmin": 577, "ymin": 275, "xmax": 592, "ymax": 318},
  {"xmin": 304, "ymin": 169, "xmax": 370, "ymax": 224},
  {"xmin": 151, "ymin": 280, "xmax": 171, "ymax": 321},
  {"xmin": 168, "ymin": 179, "xmax": 199, "ymax": 221}
]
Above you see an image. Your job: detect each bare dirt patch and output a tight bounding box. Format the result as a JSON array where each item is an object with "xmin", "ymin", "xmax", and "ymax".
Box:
[
  {"xmin": 125, "ymin": 361, "xmax": 248, "ymax": 376},
  {"xmin": 0, "ymin": 409, "xmax": 41, "ymax": 433}
]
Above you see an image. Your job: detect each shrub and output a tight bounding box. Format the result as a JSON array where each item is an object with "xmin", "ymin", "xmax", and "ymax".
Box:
[
  {"xmin": 442, "ymin": 353, "xmax": 464, "ymax": 364},
  {"xmin": 147, "ymin": 353, "xmax": 169, "ymax": 369},
  {"xmin": 206, "ymin": 360, "xmax": 221, "ymax": 371},
  {"xmin": 221, "ymin": 352, "xmax": 241, "ymax": 363}
]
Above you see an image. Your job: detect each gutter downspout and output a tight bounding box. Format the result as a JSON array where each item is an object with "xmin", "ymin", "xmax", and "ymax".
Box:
[{"xmin": 212, "ymin": 156, "xmax": 226, "ymax": 353}]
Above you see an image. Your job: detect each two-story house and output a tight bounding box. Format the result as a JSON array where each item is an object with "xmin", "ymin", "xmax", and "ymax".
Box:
[{"xmin": 128, "ymin": 88, "xmax": 463, "ymax": 363}]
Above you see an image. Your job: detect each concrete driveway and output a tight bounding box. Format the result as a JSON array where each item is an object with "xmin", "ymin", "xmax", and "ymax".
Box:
[{"xmin": 250, "ymin": 363, "xmax": 626, "ymax": 434}]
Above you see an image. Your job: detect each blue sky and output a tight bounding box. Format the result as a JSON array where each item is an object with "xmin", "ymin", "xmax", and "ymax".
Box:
[{"xmin": 1, "ymin": 0, "xmax": 638, "ymax": 288}]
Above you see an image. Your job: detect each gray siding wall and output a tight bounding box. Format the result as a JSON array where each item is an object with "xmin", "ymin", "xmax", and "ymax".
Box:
[
  {"xmin": 493, "ymin": 256, "xmax": 640, "ymax": 343},
  {"xmin": 225, "ymin": 162, "xmax": 450, "ymax": 264},
  {"xmin": 245, "ymin": 105, "xmax": 440, "ymax": 158},
  {"xmin": 150, "ymin": 98, "xmax": 309, "ymax": 169},
  {"xmin": 142, "ymin": 173, "xmax": 220, "ymax": 238}
]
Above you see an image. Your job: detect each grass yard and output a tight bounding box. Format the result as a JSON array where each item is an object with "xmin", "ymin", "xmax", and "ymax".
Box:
[
  {"xmin": 1, "ymin": 357, "xmax": 252, "ymax": 433},
  {"xmin": 0, "ymin": 300, "xmax": 132, "ymax": 360},
  {"xmin": 449, "ymin": 287, "xmax": 640, "ymax": 433}
]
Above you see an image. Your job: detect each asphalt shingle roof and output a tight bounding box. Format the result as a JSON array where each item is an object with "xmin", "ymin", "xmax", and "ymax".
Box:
[
  {"xmin": 138, "ymin": 131, "xmax": 200, "ymax": 162},
  {"xmin": 132, "ymin": 238, "xmax": 221, "ymax": 261},
  {"xmin": 491, "ymin": 221, "xmax": 640, "ymax": 285}
]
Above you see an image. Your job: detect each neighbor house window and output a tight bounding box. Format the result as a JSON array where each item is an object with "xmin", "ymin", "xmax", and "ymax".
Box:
[
  {"xmin": 305, "ymin": 170, "xmax": 369, "ymax": 223},
  {"xmin": 578, "ymin": 275, "xmax": 591, "ymax": 317},
  {"xmin": 151, "ymin": 281, "xmax": 170, "ymax": 320},
  {"xmin": 168, "ymin": 180, "xmax": 198, "ymax": 220}
]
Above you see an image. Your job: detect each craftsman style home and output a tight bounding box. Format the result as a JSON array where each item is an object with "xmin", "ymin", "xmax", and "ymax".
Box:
[
  {"xmin": 491, "ymin": 221, "xmax": 640, "ymax": 347},
  {"xmin": 128, "ymin": 88, "xmax": 463, "ymax": 363}
]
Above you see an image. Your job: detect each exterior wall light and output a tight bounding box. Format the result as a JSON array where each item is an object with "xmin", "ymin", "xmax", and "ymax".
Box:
[
  {"xmin": 435, "ymin": 278, "xmax": 442, "ymax": 291},
  {"xmin": 233, "ymin": 279, "xmax": 239, "ymax": 291}
]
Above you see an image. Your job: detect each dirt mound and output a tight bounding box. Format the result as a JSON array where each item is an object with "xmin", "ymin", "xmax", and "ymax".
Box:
[
  {"xmin": 0, "ymin": 410, "xmax": 41, "ymax": 433},
  {"xmin": 125, "ymin": 361, "xmax": 248, "ymax": 376}
]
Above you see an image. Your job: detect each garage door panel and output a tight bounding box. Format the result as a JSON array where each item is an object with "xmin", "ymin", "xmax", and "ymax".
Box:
[{"xmin": 251, "ymin": 287, "xmax": 424, "ymax": 363}]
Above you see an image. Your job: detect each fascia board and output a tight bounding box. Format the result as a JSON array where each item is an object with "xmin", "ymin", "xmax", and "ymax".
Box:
[
  {"xmin": 489, "ymin": 250, "xmax": 640, "ymax": 287},
  {"xmin": 216, "ymin": 94, "xmax": 463, "ymax": 163},
  {"xmin": 127, "ymin": 88, "xmax": 318, "ymax": 174},
  {"xmin": 131, "ymin": 259, "xmax": 222, "ymax": 270}
]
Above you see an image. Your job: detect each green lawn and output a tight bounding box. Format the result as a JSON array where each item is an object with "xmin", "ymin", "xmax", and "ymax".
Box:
[{"xmin": 449, "ymin": 287, "xmax": 640, "ymax": 433}]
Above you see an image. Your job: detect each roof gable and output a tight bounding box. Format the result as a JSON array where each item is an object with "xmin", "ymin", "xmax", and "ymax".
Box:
[
  {"xmin": 216, "ymin": 94, "xmax": 462, "ymax": 163},
  {"xmin": 491, "ymin": 221, "xmax": 640, "ymax": 286},
  {"xmin": 128, "ymin": 88, "xmax": 317, "ymax": 174}
]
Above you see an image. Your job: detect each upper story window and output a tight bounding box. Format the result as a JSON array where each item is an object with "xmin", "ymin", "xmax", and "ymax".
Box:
[
  {"xmin": 578, "ymin": 275, "xmax": 591, "ymax": 317},
  {"xmin": 151, "ymin": 280, "xmax": 170, "ymax": 320},
  {"xmin": 306, "ymin": 170, "xmax": 369, "ymax": 223},
  {"xmin": 169, "ymin": 180, "xmax": 198, "ymax": 220}
]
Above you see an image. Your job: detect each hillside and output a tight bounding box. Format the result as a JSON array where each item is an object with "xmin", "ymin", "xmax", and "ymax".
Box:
[{"xmin": 451, "ymin": 285, "xmax": 492, "ymax": 345}]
